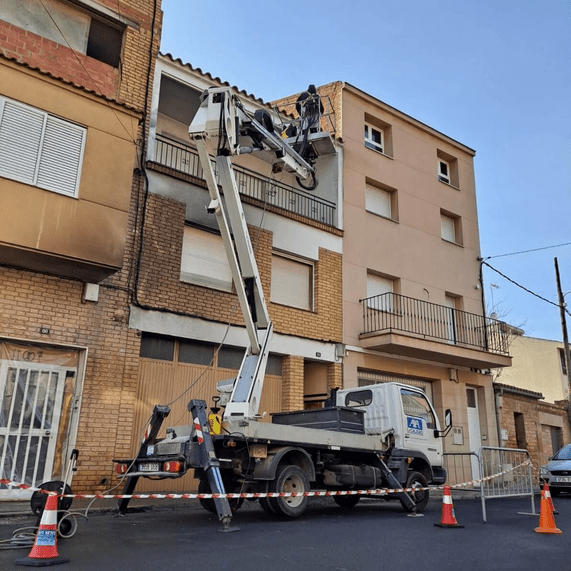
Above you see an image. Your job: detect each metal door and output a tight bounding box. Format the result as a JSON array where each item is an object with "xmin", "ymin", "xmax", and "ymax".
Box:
[{"xmin": 0, "ymin": 361, "xmax": 69, "ymax": 498}]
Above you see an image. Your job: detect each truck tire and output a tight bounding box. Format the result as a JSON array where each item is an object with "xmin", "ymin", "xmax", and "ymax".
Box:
[
  {"xmin": 268, "ymin": 464, "xmax": 310, "ymax": 518},
  {"xmin": 198, "ymin": 477, "xmax": 244, "ymax": 514},
  {"xmin": 400, "ymin": 471, "xmax": 429, "ymax": 512},
  {"xmin": 333, "ymin": 494, "xmax": 361, "ymax": 508}
]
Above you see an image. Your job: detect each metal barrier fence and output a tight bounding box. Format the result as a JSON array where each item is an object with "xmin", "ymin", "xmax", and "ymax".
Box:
[
  {"xmin": 479, "ymin": 446, "xmax": 535, "ymax": 522},
  {"xmin": 443, "ymin": 452, "xmax": 480, "ymax": 490}
]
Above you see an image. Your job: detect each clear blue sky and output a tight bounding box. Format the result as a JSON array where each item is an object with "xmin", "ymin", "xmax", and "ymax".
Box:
[{"xmin": 160, "ymin": 0, "xmax": 571, "ymax": 341}]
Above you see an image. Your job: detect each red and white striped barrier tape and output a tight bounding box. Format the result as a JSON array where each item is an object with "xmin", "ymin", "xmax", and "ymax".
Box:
[{"xmin": 0, "ymin": 459, "xmax": 531, "ymax": 501}]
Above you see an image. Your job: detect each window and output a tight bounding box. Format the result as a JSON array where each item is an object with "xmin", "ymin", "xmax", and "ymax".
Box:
[
  {"xmin": 140, "ymin": 334, "xmax": 175, "ymax": 361},
  {"xmin": 181, "ymin": 226, "xmax": 233, "ymax": 291},
  {"xmin": 437, "ymin": 150, "xmax": 459, "ymax": 187},
  {"xmin": 365, "ymin": 182, "xmax": 397, "ymax": 220},
  {"xmin": 86, "ymin": 18, "xmax": 123, "ymax": 68},
  {"xmin": 364, "ymin": 123, "xmax": 384, "ymax": 153},
  {"xmin": 438, "ymin": 159, "xmax": 450, "ymax": 184},
  {"xmin": 440, "ymin": 211, "xmax": 462, "ymax": 245},
  {"xmin": 401, "ymin": 388, "xmax": 436, "ymax": 429},
  {"xmin": 0, "ymin": 97, "xmax": 86, "ymax": 197},
  {"xmin": 178, "ymin": 340, "xmax": 214, "ymax": 365},
  {"xmin": 366, "ymin": 272, "xmax": 395, "ymax": 312},
  {"xmin": 271, "ymin": 252, "xmax": 313, "ymax": 310},
  {"xmin": 345, "ymin": 389, "xmax": 373, "ymax": 408}
]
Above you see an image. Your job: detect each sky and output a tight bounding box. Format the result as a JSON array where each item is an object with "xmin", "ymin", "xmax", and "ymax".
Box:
[{"xmin": 160, "ymin": 0, "xmax": 571, "ymax": 341}]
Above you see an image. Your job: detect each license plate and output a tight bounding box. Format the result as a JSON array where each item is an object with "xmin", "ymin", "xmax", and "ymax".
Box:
[
  {"xmin": 139, "ymin": 462, "xmax": 160, "ymax": 472},
  {"xmin": 553, "ymin": 476, "xmax": 571, "ymax": 483}
]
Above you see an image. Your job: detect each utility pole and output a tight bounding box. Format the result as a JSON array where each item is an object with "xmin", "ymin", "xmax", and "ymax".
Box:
[{"xmin": 554, "ymin": 257, "xmax": 571, "ymax": 425}]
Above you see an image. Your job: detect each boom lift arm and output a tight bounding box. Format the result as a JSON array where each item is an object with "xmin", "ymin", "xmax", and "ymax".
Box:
[{"xmin": 188, "ymin": 87, "xmax": 321, "ymax": 420}]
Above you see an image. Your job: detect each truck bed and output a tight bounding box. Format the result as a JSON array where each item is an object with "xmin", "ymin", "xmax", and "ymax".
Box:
[{"xmin": 221, "ymin": 418, "xmax": 388, "ymax": 452}]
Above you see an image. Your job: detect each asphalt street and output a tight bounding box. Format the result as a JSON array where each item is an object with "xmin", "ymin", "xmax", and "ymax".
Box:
[{"xmin": 0, "ymin": 493, "xmax": 569, "ymax": 571}]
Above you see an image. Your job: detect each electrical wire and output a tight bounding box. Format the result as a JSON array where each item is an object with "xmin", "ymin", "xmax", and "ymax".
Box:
[
  {"xmin": 482, "ymin": 241, "xmax": 571, "ymax": 260},
  {"xmin": 482, "ymin": 260, "xmax": 571, "ymax": 317}
]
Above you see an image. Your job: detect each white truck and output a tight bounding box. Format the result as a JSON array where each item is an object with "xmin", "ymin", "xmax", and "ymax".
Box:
[{"xmin": 115, "ymin": 86, "xmax": 451, "ymax": 527}]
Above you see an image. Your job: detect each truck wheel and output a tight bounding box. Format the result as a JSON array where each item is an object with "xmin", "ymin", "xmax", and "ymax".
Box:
[
  {"xmin": 198, "ymin": 477, "xmax": 244, "ymax": 514},
  {"xmin": 400, "ymin": 471, "xmax": 429, "ymax": 512},
  {"xmin": 268, "ymin": 465, "xmax": 310, "ymax": 518},
  {"xmin": 333, "ymin": 494, "xmax": 361, "ymax": 508}
]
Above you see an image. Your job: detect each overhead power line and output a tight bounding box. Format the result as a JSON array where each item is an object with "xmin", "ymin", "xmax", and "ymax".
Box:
[
  {"xmin": 482, "ymin": 260, "xmax": 571, "ymax": 317},
  {"xmin": 483, "ymin": 241, "xmax": 571, "ymax": 260}
]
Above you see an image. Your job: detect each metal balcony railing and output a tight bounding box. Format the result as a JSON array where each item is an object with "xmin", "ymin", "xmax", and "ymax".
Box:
[
  {"xmin": 360, "ymin": 292, "xmax": 510, "ymax": 355},
  {"xmin": 152, "ymin": 135, "xmax": 336, "ymax": 226}
]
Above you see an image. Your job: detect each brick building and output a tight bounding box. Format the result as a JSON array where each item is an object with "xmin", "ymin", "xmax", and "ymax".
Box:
[
  {"xmin": 0, "ymin": 0, "xmax": 162, "ymax": 498},
  {"xmin": 494, "ymin": 383, "xmax": 570, "ymax": 478},
  {"xmin": 128, "ymin": 55, "xmax": 343, "ymax": 492}
]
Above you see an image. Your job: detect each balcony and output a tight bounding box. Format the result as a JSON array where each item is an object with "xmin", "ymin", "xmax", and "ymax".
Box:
[
  {"xmin": 359, "ymin": 293, "xmax": 512, "ymax": 369},
  {"xmin": 151, "ymin": 135, "xmax": 336, "ymax": 226}
]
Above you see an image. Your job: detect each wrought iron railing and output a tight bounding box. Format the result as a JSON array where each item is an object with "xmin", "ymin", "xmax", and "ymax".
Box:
[
  {"xmin": 152, "ymin": 135, "xmax": 336, "ymax": 226},
  {"xmin": 360, "ymin": 292, "xmax": 510, "ymax": 355}
]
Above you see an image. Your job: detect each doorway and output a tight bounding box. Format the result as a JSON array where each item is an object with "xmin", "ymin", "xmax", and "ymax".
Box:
[
  {"xmin": 466, "ymin": 387, "xmax": 481, "ymax": 480},
  {"xmin": 0, "ymin": 342, "xmax": 80, "ymax": 499}
]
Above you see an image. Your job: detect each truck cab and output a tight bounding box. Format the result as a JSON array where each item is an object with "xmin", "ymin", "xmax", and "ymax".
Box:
[{"xmin": 337, "ymin": 383, "xmax": 445, "ymax": 470}]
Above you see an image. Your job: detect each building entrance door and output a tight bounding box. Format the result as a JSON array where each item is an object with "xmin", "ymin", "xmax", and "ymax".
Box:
[
  {"xmin": 466, "ymin": 387, "xmax": 481, "ymax": 481},
  {"xmin": 0, "ymin": 361, "xmax": 69, "ymax": 498}
]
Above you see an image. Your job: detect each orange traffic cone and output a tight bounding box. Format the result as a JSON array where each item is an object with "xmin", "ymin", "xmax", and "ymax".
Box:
[
  {"xmin": 535, "ymin": 487, "xmax": 562, "ymax": 535},
  {"xmin": 15, "ymin": 492, "xmax": 70, "ymax": 566},
  {"xmin": 544, "ymin": 483, "xmax": 559, "ymax": 515},
  {"xmin": 434, "ymin": 485, "xmax": 464, "ymax": 528}
]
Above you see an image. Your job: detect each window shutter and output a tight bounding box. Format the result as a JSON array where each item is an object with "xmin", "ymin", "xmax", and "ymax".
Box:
[
  {"xmin": 37, "ymin": 116, "xmax": 85, "ymax": 196},
  {"xmin": 271, "ymin": 254, "xmax": 312, "ymax": 310},
  {"xmin": 367, "ymin": 273, "xmax": 394, "ymax": 311},
  {"xmin": 441, "ymin": 214, "xmax": 456, "ymax": 242},
  {"xmin": 0, "ymin": 100, "xmax": 45, "ymax": 184},
  {"xmin": 180, "ymin": 226, "xmax": 233, "ymax": 291},
  {"xmin": 365, "ymin": 184, "xmax": 391, "ymax": 218}
]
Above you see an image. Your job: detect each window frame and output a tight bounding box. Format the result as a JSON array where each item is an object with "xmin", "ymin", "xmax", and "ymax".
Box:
[
  {"xmin": 364, "ymin": 122, "xmax": 385, "ymax": 154},
  {"xmin": 438, "ymin": 159, "xmax": 451, "ymax": 184},
  {"xmin": 270, "ymin": 251, "xmax": 314, "ymax": 311},
  {"xmin": 0, "ymin": 96, "xmax": 86, "ymax": 198}
]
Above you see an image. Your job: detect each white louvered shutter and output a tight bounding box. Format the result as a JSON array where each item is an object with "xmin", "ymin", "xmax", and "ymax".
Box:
[
  {"xmin": 367, "ymin": 273, "xmax": 394, "ymax": 311},
  {"xmin": 0, "ymin": 97, "xmax": 85, "ymax": 197},
  {"xmin": 0, "ymin": 99, "xmax": 45, "ymax": 184},
  {"xmin": 37, "ymin": 115, "xmax": 85, "ymax": 196},
  {"xmin": 441, "ymin": 214, "xmax": 456, "ymax": 242},
  {"xmin": 365, "ymin": 184, "xmax": 391, "ymax": 218},
  {"xmin": 180, "ymin": 226, "xmax": 233, "ymax": 291},
  {"xmin": 271, "ymin": 254, "xmax": 312, "ymax": 310}
]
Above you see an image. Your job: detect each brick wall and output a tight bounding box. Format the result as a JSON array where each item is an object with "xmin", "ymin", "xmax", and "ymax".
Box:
[
  {"xmin": 496, "ymin": 386, "xmax": 571, "ymax": 479},
  {"xmin": 0, "ymin": 267, "xmax": 140, "ymax": 491},
  {"xmin": 282, "ymin": 355, "xmax": 305, "ymax": 411},
  {"xmin": 272, "ymin": 81, "xmax": 343, "ymax": 139},
  {"xmin": 0, "ymin": 0, "xmax": 162, "ymax": 107},
  {"xmin": 0, "ymin": 0, "xmax": 161, "ymax": 494},
  {"xmin": 136, "ymin": 193, "xmax": 343, "ymax": 344}
]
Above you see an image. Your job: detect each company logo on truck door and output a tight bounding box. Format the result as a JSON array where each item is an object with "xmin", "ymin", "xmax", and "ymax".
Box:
[{"xmin": 407, "ymin": 416, "xmax": 423, "ymax": 435}]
